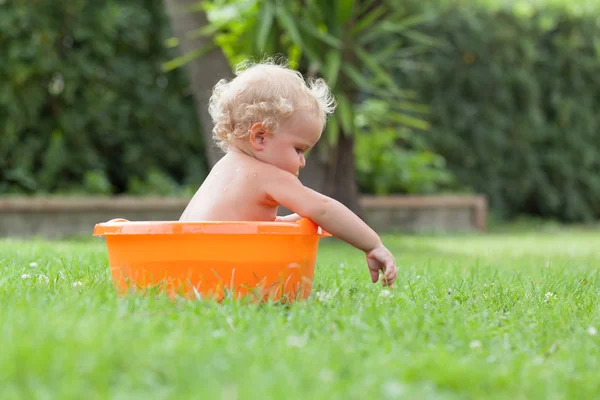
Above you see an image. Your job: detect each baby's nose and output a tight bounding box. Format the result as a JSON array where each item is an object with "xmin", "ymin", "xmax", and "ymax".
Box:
[{"xmin": 299, "ymin": 155, "xmax": 306, "ymax": 168}]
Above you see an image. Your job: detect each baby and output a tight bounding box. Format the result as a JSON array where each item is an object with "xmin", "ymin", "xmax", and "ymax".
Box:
[{"xmin": 180, "ymin": 61, "xmax": 397, "ymax": 287}]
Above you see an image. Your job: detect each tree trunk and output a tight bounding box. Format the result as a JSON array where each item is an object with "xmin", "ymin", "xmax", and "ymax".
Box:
[
  {"xmin": 163, "ymin": 0, "xmax": 232, "ymax": 168},
  {"xmin": 329, "ymin": 133, "xmax": 362, "ymax": 215},
  {"xmin": 163, "ymin": 1, "xmax": 363, "ymax": 217},
  {"xmin": 300, "ymin": 131, "xmax": 363, "ymax": 217}
]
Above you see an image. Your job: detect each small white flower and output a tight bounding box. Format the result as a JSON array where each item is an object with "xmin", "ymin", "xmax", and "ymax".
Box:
[
  {"xmin": 225, "ymin": 316, "xmax": 235, "ymax": 331},
  {"xmin": 21, "ymin": 274, "xmax": 31, "ymax": 280},
  {"xmin": 544, "ymin": 292, "xmax": 556, "ymax": 303},
  {"xmin": 319, "ymin": 369, "xmax": 335, "ymax": 383},
  {"xmin": 29, "ymin": 262, "xmax": 38, "ymax": 268},
  {"xmin": 37, "ymin": 274, "xmax": 50, "ymax": 284},
  {"xmin": 587, "ymin": 326, "xmax": 598, "ymax": 336},
  {"xmin": 72, "ymin": 281, "xmax": 83, "ymax": 288},
  {"xmin": 533, "ymin": 356, "xmax": 545, "ymax": 365},
  {"xmin": 382, "ymin": 380, "xmax": 405, "ymax": 398},
  {"xmin": 316, "ymin": 291, "xmax": 329, "ymax": 302},
  {"xmin": 470, "ymin": 340, "xmax": 482, "ymax": 349},
  {"xmin": 286, "ymin": 335, "xmax": 307, "ymax": 348},
  {"xmin": 379, "ymin": 289, "xmax": 392, "ymax": 298}
]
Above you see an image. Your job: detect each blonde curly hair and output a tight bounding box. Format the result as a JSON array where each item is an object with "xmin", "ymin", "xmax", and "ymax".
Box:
[{"xmin": 209, "ymin": 60, "xmax": 336, "ymax": 152}]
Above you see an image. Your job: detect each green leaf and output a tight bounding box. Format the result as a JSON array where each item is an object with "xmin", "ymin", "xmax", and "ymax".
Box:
[
  {"xmin": 275, "ymin": 5, "xmax": 303, "ymax": 47},
  {"xmin": 354, "ymin": 47, "xmax": 397, "ymax": 88},
  {"xmin": 189, "ymin": 24, "xmax": 220, "ymax": 39},
  {"xmin": 325, "ymin": 114, "xmax": 339, "ymax": 145},
  {"xmin": 388, "ymin": 112, "xmax": 430, "ymax": 130},
  {"xmin": 358, "ymin": 13, "xmax": 436, "ymax": 45},
  {"xmin": 341, "ymin": 63, "xmax": 371, "ymax": 92},
  {"xmin": 393, "ymin": 102, "xmax": 431, "ymax": 114},
  {"xmin": 370, "ymin": 40, "xmax": 405, "ymax": 63},
  {"xmin": 337, "ymin": 93, "xmax": 354, "ymax": 134},
  {"xmin": 351, "ymin": 4, "xmax": 387, "ymax": 35},
  {"xmin": 324, "ymin": 50, "xmax": 342, "ymax": 88},
  {"xmin": 257, "ymin": 1, "xmax": 275, "ymax": 50},
  {"xmin": 298, "ymin": 19, "xmax": 343, "ymax": 48},
  {"xmin": 378, "ymin": 13, "xmax": 434, "ymax": 34},
  {"xmin": 357, "ymin": 0, "xmax": 380, "ymax": 15},
  {"xmin": 161, "ymin": 44, "xmax": 216, "ymax": 72},
  {"xmin": 298, "ymin": 32, "xmax": 324, "ymax": 67},
  {"xmin": 337, "ymin": 0, "xmax": 356, "ymax": 25},
  {"xmin": 164, "ymin": 37, "xmax": 180, "ymax": 48},
  {"xmin": 401, "ymin": 29, "xmax": 450, "ymax": 49}
]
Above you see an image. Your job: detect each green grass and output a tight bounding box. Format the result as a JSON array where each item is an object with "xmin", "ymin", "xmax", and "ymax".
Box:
[{"xmin": 1, "ymin": 230, "xmax": 599, "ymax": 399}]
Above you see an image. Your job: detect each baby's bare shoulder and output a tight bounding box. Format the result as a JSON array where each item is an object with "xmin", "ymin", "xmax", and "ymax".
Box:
[{"xmin": 219, "ymin": 152, "xmax": 299, "ymax": 191}]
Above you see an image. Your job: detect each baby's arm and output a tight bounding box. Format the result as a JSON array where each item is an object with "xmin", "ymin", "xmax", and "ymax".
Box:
[{"xmin": 265, "ymin": 170, "xmax": 397, "ymax": 286}]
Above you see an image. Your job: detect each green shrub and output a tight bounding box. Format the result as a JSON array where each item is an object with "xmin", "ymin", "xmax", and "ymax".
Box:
[
  {"xmin": 354, "ymin": 100, "xmax": 456, "ymax": 195},
  {"xmin": 397, "ymin": 1, "xmax": 600, "ymax": 221},
  {"xmin": 0, "ymin": 0, "xmax": 206, "ymax": 195}
]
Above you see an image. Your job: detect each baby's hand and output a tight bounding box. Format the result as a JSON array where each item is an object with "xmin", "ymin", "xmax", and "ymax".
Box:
[{"xmin": 366, "ymin": 246, "xmax": 397, "ymax": 287}]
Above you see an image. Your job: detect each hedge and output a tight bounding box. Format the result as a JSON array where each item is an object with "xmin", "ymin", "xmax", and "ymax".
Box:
[
  {"xmin": 0, "ymin": 0, "xmax": 205, "ymax": 195},
  {"xmin": 397, "ymin": 1, "xmax": 600, "ymax": 221}
]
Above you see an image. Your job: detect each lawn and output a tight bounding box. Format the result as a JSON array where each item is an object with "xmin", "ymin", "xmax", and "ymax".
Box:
[{"xmin": 1, "ymin": 230, "xmax": 599, "ymax": 399}]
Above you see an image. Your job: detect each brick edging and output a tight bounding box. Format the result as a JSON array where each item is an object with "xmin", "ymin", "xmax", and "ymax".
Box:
[
  {"xmin": 0, "ymin": 195, "xmax": 488, "ymax": 231},
  {"xmin": 0, "ymin": 197, "xmax": 189, "ymax": 212}
]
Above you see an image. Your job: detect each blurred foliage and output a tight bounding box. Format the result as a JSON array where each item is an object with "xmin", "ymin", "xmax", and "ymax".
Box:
[
  {"xmin": 193, "ymin": 0, "xmax": 455, "ymax": 195},
  {"xmin": 354, "ymin": 100, "xmax": 456, "ymax": 195},
  {"xmin": 4, "ymin": 0, "xmax": 596, "ymax": 218},
  {"xmin": 416, "ymin": 0, "xmax": 600, "ymax": 16},
  {"xmin": 394, "ymin": 0, "xmax": 600, "ymax": 221},
  {"xmin": 199, "ymin": 0, "xmax": 435, "ymax": 135},
  {"xmin": 0, "ymin": 0, "xmax": 205, "ymax": 196}
]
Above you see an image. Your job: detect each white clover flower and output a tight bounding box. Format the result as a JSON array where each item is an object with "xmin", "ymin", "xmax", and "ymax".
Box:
[
  {"xmin": 470, "ymin": 340, "xmax": 482, "ymax": 349},
  {"xmin": 72, "ymin": 281, "xmax": 83, "ymax": 288},
  {"xmin": 29, "ymin": 262, "xmax": 38, "ymax": 268},
  {"xmin": 319, "ymin": 369, "xmax": 335, "ymax": 383},
  {"xmin": 382, "ymin": 381, "xmax": 405, "ymax": 398},
  {"xmin": 588, "ymin": 326, "xmax": 598, "ymax": 336},
  {"xmin": 21, "ymin": 274, "xmax": 31, "ymax": 280},
  {"xmin": 544, "ymin": 292, "xmax": 556, "ymax": 303},
  {"xmin": 286, "ymin": 335, "xmax": 307, "ymax": 348}
]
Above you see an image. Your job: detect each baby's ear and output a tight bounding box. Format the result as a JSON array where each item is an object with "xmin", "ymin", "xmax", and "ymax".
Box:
[{"xmin": 249, "ymin": 122, "xmax": 267, "ymax": 151}]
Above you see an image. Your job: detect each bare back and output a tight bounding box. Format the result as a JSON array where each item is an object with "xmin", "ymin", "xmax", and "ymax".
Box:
[{"xmin": 179, "ymin": 151, "xmax": 281, "ymax": 222}]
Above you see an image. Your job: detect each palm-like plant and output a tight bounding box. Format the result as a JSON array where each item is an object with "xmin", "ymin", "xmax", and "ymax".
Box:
[{"xmin": 185, "ymin": 0, "xmax": 432, "ymax": 213}]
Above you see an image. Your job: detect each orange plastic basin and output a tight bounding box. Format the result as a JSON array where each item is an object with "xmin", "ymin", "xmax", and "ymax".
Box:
[{"xmin": 93, "ymin": 218, "xmax": 329, "ymax": 302}]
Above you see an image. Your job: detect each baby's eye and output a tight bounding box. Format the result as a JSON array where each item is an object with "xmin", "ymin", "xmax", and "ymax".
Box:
[{"xmin": 295, "ymin": 148, "xmax": 303, "ymax": 154}]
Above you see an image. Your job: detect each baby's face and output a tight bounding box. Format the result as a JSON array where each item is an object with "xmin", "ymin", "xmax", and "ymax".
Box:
[{"xmin": 259, "ymin": 110, "xmax": 323, "ymax": 177}]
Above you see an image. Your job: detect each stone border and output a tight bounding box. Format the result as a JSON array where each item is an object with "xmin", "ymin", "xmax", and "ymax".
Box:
[
  {"xmin": 0, "ymin": 197, "xmax": 188, "ymax": 212},
  {"xmin": 0, "ymin": 195, "xmax": 487, "ymax": 238},
  {"xmin": 359, "ymin": 195, "xmax": 488, "ymax": 232}
]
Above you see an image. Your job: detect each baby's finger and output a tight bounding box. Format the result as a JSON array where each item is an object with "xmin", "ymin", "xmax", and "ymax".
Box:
[
  {"xmin": 369, "ymin": 266, "xmax": 379, "ymax": 283},
  {"xmin": 383, "ymin": 262, "xmax": 397, "ymax": 285},
  {"xmin": 385, "ymin": 271, "xmax": 397, "ymax": 286}
]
